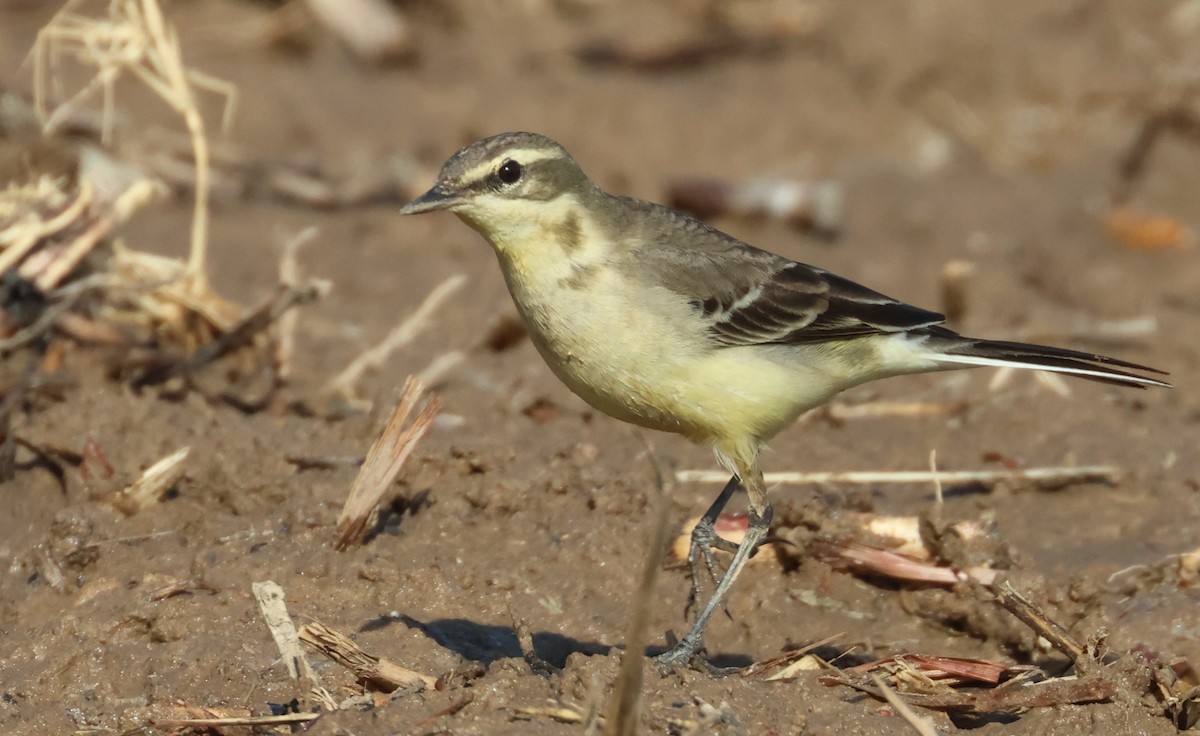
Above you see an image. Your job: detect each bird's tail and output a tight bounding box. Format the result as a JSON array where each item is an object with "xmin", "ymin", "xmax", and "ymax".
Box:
[{"xmin": 923, "ymin": 328, "xmax": 1170, "ymax": 389}]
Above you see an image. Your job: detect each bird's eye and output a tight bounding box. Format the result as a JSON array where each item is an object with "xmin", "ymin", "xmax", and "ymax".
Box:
[{"xmin": 497, "ymin": 159, "xmax": 523, "ymax": 185}]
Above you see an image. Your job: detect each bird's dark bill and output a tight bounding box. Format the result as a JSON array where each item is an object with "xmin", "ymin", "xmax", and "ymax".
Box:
[{"xmin": 398, "ymin": 185, "xmax": 460, "ymax": 215}]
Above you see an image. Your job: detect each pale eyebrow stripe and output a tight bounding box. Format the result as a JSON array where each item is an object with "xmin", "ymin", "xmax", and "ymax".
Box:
[{"xmin": 457, "ymin": 148, "xmax": 562, "ymax": 185}]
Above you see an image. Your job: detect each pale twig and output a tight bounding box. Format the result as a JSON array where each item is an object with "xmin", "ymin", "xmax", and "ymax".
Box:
[
  {"xmin": 417, "ymin": 349, "xmax": 466, "ymax": 387},
  {"xmin": 0, "ymin": 179, "xmax": 93, "ymax": 275},
  {"xmin": 335, "ymin": 377, "xmax": 440, "ymax": 549},
  {"xmin": 154, "ymin": 713, "xmax": 319, "ymax": 728},
  {"xmin": 323, "ymin": 273, "xmax": 467, "ymax": 406},
  {"xmin": 32, "ymin": 207, "xmax": 116, "ymax": 292},
  {"xmin": 738, "ymin": 632, "xmax": 840, "ymax": 680},
  {"xmin": 814, "ymin": 400, "xmax": 965, "ymax": 422},
  {"xmin": 515, "ymin": 705, "xmax": 585, "ymax": 723},
  {"xmin": 251, "ymin": 580, "xmax": 318, "ymax": 683},
  {"xmin": 676, "ymin": 466, "xmax": 1118, "ymax": 488},
  {"xmin": 275, "ymin": 227, "xmax": 319, "ymax": 381},
  {"xmin": 112, "ymin": 445, "xmax": 189, "ymax": 515},
  {"xmin": 929, "ymin": 449, "xmax": 943, "ymax": 508},
  {"xmin": 871, "ymin": 674, "xmax": 940, "ymax": 736}
]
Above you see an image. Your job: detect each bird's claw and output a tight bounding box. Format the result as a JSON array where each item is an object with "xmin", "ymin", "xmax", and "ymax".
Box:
[{"xmin": 684, "ymin": 517, "xmax": 740, "ymax": 619}]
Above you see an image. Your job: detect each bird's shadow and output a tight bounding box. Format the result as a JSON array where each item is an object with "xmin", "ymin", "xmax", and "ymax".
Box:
[
  {"xmin": 360, "ymin": 614, "xmax": 754, "ymax": 670},
  {"xmin": 363, "ymin": 613, "xmax": 609, "ymax": 668}
]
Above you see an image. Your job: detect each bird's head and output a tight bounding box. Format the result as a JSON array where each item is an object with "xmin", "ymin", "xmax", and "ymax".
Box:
[{"xmin": 399, "ymin": 132, "xmax": 595, "ymax": 250}]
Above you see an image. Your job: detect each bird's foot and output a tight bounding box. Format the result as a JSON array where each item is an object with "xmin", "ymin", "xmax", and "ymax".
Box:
[
  {"xmin": 653, "ymin": 636, "xmax": 735, "ymax": 676},
  {"xmin": 684, "ymin": 516, "xmax": 740, "ymax": 619}
]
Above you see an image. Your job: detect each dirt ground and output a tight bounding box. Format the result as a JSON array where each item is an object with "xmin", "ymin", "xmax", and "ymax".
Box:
[{"xmin": 1, "ymin": 1, "xmax": 1199, "ymax": 734}]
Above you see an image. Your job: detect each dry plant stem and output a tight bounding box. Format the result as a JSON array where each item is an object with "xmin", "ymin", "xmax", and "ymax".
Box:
[
  {"xmin": 992, "ymin": 579, "xmax": 1091, "ymax": 674},
  {"xmin": 850, "ymin": 654, "xmax": 1025, "ymax": 686},
  {"xmin": 515, "ymin": 705, "xmax": 585, "ymax": 723},
  {"xmin": 0, "ymin": 276, "xmax": 105, "ymax": 353},
  {"xmin": 154, "ymin": 713, "xmax": 320, "ymax": 728},
  {"xmin": 32, "ymin": 0, "xmax": 238, "ymax": 293},
  {"xmin": 0, "ymin": 179, "xmax": 93, "ymax": 275},
  {"xmin": 929, "ymin": 449, "xmax": 944, "ymax": 508},
  {"xmin": 939, "ymin": 259, "xmax": 974, "ymax": 325},
  {"xmin": 275, "ymin": 227, "xmax": 318, "ymax": 380},
  {"xmin": 335, "ymin": 377, "xmax": 441, "ymax": 549},
  {"xmin": 737, "ymin": 632, "xmax": 841, "ymax": 680},
  {"xmin": 871, "ymin": 674, "xmax": 939, "ymax": 736},
  {"xmin": 417, "ymin": 349, "xmax": 466, "ymax": 387},
  {"xmin": 298, "ymin": 620, "xmax": 437, "ymax": 690},
  {"xmin": 182, "ymin": 279, "xmax": 327, "ymax": 374},
  {"xmin": 581, "ymin": 672, "xmax": 605, "ymax": 736},
  {"xmin": 323, "ymin": 273, "xmax": 467, "ymax": 402},
  {"xmin": 33, "ymin": 210, "xmax": 116, "ymax": 292},
  {"xmin": 830, "ymin": 671, "xmax": 1117, "ymax": 713},
  {"xmin": 114, "ymin": 445, "xmax": 189, "ymax": 515},
  {"xmin": 676, "ymin": 465, "xmax": 1117, "ymax": 488},
  {"xmin": 811, "ymin": 400, "xmax": 963, "ymax": 422},
  {"xmin": 251, "ymin": 580, "xmax": 318, "ymax": 682},
  {"xmin": 605, "ymin": 441, "xmax": 671, "ymax": 736}
]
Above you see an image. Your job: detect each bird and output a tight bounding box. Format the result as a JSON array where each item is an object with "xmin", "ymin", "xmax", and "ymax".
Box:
[{"xmin": 397, "ymin": 131, "xmax": 1169, "ymax": 668}]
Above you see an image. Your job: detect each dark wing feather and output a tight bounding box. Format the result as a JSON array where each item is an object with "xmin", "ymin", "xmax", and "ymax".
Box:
[
  {"xmin": 620, "ymin": 198, "xmax": 943, "ymax": 347},
  {"xmin": 707, "ymin": 264, "xmax": 944, "ymax": 346}
]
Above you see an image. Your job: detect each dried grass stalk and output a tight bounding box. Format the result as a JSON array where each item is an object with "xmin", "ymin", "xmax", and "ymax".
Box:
[
  {"xmin": 0, "ymin": 178, "xmax": 92, "ymax": 275},
  {"xmin": 871, "ymin": 674, "xmax": 940, "ymax": 736},
  {"xmin": 738, "ymin": 633, "xmax": 839, "ymax": 680},
  {"xmin": 324, "ymin": 273, "xmax": 466, "ymax": 408},
  {"xmin": 154, "ymin": 712, "xmax": 319, "ymax": 728},
  {"xmin": 676, "ymin": 465, "xmax": 1118, "ymax": 489},
  {"xmin": 112, "ymin": 445, "xmax": 189, "ymax": 515},
  {"xmin": 335, "ymin": 376, "xmax": 441, "ymax": 549},
  {"xmin": 275, "ymin": 227, "xmax": 318, "ymax": 380},
  {"xmin": 33, "ymin": 0, "xmax": 238, "ymax": 292},
  {"xmin": 993, "ymin": 580, "xmax": 1091, "ymax": 673},
  {"xmin": 299, "ymin": 620, "xmax": 437, "ymax": 691}
]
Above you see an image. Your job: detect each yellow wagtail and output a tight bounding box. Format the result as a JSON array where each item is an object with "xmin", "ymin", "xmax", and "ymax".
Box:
[{"xmin": 398, "ymin": 132, "xmax": 1169, "ymax": 667}]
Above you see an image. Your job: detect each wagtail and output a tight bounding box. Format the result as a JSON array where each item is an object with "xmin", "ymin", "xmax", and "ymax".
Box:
[{"xmin": 398, "ymin": 132, "xmax": 1169, "ymax": 667}]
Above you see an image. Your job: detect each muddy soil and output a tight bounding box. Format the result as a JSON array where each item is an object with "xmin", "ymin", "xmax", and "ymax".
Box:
[{"xmin": 1, "ymin": 2, "xmax": 1199, "ymax": 734}]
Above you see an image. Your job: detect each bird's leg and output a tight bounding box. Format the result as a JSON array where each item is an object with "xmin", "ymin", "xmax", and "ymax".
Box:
[
  {"xmin": 684, "ymin": 474, "xmax": 742, "ymax": 617},
  {"xmin": 658, "ymin": 463, "xmax": 772, "ymax": 669}
]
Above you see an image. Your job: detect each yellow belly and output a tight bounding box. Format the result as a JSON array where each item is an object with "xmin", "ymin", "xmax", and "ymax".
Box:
[{"xmin": 499, "ymin": 259, "xmax": 845, "ymax": 446}]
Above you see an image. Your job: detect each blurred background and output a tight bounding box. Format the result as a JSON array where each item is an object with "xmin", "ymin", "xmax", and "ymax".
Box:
[{"xmin": 0, "ymin": 2, "xmax": 1197, "ymax": 734}]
